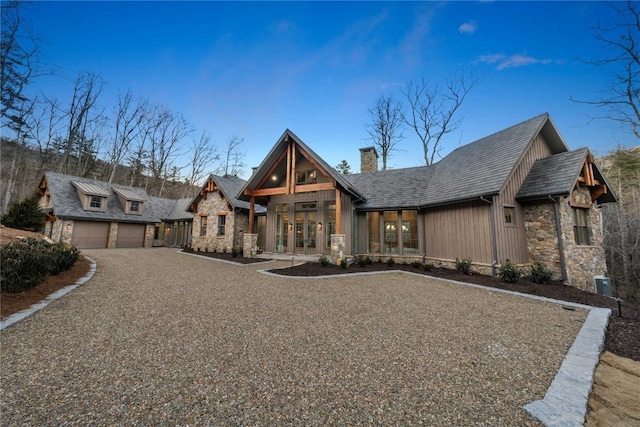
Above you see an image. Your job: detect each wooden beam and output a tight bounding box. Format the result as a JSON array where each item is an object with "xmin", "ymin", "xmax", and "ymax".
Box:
[
  {"xmin": 249, "ymin": 196, "xmax": 255, "ymax": 233},
  {"xmin": 296, "ymin": 145, "xmax": 332, "ymax": 179},
  {"xmin": 335, "ymin": 188, "xmax": 342, "ymax": 234},
  {"xmin": 290, "ymin": 143, "xmax": 297, "ymax": 194},
  {"xmin": 591, "ymin": 184, "xmax": 607, "ymax": 202},
  {"xmin": 200, "ymin": 188, "xmax": 207, "ymax": 200},
  {"xmin": 190, "ymin": 203, "xmax": 198, "ymax": 213},
  {"xmin": 293, "ymin": 182, "xmax": 335, "ymax": 193},
  {"xmin": 246, "ymin": 187, "xmax": 288, "ymax": 197},
  {"xmin": 569, "ymin": 200, "xmax": 592, "ymax": 209},
  {"xmin": 286, "ymin": 142, "xmax": 291, "ymax": 195},
  {"xmin": 255, "ymin": 149, "xmax": 288, "ymax": 190}
]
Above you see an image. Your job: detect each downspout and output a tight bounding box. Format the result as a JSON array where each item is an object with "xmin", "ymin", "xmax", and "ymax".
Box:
[
  {"xmin": 480, "ymin": 196, "xmax": 498, "ymax": 276},
  {"xmin": 548, "ymin": 196, "xmax": 568, "ymax": 282}
]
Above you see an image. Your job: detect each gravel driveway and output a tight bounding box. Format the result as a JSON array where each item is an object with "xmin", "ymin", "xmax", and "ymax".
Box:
[{"xmin": 1, "ymin": 248, "xmax": 587, "ymax": 426}]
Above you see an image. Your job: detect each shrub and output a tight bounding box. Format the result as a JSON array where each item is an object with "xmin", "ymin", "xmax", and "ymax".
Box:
[
  {"xmin": 231, "ymin": 247, "xmax": 241, "ymax": 258},
  {"xmin": 529, "ymin": 262, "xmax": 553, "ymax": 284},
  {"xmin": 356, "ymin": 256, "xmax": 369, "ymax": 268},
  {"xmin": 423, "ymin": 262, "xmax": 434, "ymax": 272},
  {"xmin": 1, "ymin": 196, "xmax": 45, "ymax": 232},
  {"xmin": 498, "ymin": 259, "xmax": 524, "ymax": 283},
  {"xmin": 386, "ymin": 258, "xmax": 395, "ymax": 267},
  {"xmin": 411, "ymin": 260, "xmax": 422, "ymax": 269},
  {"xmin": 455, "ymin": 258, "xmax": 473, "ymax": 275},
  {"xmin": 340, "ymin": 258, "xmax": 348, "ymax": 269},
  {"xmin": 1, "ymin": 238, "xmax": 79, "ymax": 293},
  {"xmin": 319, "ymin": 255, "xmax": 330, "ymax": 266}
]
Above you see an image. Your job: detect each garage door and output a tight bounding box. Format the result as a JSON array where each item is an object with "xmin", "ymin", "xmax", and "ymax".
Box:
[
  {"xmin": 71, "ymin": 221, "xmax": 109, "ymax": 249},
  {"xmin": 116, "ymin": 223, "xmax": 145, "ymax": 248}
]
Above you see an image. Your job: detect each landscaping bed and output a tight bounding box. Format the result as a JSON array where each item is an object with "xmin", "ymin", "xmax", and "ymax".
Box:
[
  {"xmin": 269, "ymin": 261, "xmax": 640, "ymax": 361},
  {"xmin": 181, "ymin": 248, "xmax": 271, "ymax": 264}
]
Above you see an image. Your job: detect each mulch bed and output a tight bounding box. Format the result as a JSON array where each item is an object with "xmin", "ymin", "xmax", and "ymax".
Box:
[
  {"xmin": 1, "ymin": 256, "xmax": 92, "ymax": 319},
  {"xmin": 182, "ymin": 249, "xmax": 270, "ymax": 264},
  {"xmin": 270, "ymin": 261, "xmax": 640, "ymax": 361}
]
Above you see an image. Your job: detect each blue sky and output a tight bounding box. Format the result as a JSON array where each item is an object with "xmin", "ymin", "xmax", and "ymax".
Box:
[{"xmin": 20, "ymin": 1, "xmax": 636, "ymax": 178}]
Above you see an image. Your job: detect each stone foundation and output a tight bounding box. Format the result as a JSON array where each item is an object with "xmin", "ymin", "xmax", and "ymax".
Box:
[{"xmin": 243, "ymin": 234, "xmax": 258, "ymax": 258}]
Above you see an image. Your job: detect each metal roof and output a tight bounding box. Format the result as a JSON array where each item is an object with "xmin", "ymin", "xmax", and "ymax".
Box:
[
  {"xmin": 113, "ymin": 187, "xmax": 147, "ymax": 202},
  {"xmin": 71, "ymin": 181, "xmax": 110, "ymax": 197}
]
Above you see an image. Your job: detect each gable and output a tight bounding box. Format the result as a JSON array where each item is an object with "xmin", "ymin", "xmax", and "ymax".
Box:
[{"xmin": 238, "ymin": 129, "xmax": 362, "ymax": 204}]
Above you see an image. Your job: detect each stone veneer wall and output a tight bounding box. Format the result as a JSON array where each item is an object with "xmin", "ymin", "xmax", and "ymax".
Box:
[
  {"xmin": 144, "ymin": 224, "xmax": 155, "ymax": 248},
  {"xmin": 359, "ymin": 147, "xmax": 378, "ymax": 173},
  {"xmin": 191, "ymin": 191, "xmax": 239, "ymax": 252},
  {"xmin": 560, "ymin": 186, "xmax": 606, "ymax": 292},
  {"xmin": 523, "ymin": 185, "xmax": 606, "ymax": 292}
]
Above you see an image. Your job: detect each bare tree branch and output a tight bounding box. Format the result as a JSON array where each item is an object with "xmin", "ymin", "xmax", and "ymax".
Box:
[{"xmin": 365, "ymin": 94, "xmax": 404, "ymax": 170}]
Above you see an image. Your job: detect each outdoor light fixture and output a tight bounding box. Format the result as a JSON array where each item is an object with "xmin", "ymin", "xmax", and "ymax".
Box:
[
  {"xmin": 288, "ymin": 223, "xmax": 293, "ymax": 231},
  {"xmin": 271, "ymin": 175, "xmax": 278, "ymax": 181},
  {"xmin": 318, "ymin": 222, "xmax": 323, "ymax": 231}
]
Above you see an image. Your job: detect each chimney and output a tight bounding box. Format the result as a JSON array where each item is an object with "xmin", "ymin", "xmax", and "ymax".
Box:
[{"xmin": 359, "ymin": 146, "xmax": 378, "ymax": 173}]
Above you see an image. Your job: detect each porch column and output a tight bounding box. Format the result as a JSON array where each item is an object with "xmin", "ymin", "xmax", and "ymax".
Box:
[
  {"xmin": 243, "ymin": 233, "xmax": 258, "ymax": 258},
  {"xmin": 249, "ymin": 196, "xmax": 255, "ymax": 233},
  {"xmin": 335, "ymin": 188, "xmax": 342, "ymax": 234}
]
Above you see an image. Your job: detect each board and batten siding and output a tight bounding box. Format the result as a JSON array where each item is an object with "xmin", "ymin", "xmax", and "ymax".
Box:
[
  {"xmin": 494, "ymin": 134, "xmax": 554, "ymax": 264},
  {"xmin": 424, "ymin": 201, "xmax": 493, "ymax": 264}
]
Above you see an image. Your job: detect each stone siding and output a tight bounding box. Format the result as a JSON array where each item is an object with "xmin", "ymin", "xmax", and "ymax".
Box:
[
  {"xmin": 359, "ymin": 147, "xmax": 378, "ymax": 173},
  {"xmin": 107, "ymin": 222, "xmax": 118, "ymax": 248},
  {"xmin": 190, "ymin": 191, "xmax": 237, "ymax": 253},
  {"xmin": 144, "ymin": 224, "xmax": 155, "ymax": 248},
  {"xmin": 523, "ymin": 186, "xmax": 607, "ymax": 292}
]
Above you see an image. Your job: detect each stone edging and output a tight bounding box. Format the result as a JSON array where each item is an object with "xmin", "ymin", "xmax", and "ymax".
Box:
[
  {"xmin": 178, "ymin": 250, "xmax": 276, "ymax": 266},
  {"xmin": 260, "ymin": 268, "xmax": 611, "ymax": 426},
  {"xmin": 0, "ymin": 256, "xmax": 97, "ymax": 331}
]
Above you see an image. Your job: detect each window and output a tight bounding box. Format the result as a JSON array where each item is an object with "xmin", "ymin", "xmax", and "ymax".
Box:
[
  {"xmin": 366, "ymin": 212, "xmax": 381, "ymax": 253},
  {"xmin": 401, "ymin": 210, "xmax": 419, "ymax": 254},
  {"xmin": 504, "ymin": 206, "xmax": 516, "ymax": 225},
  {"xmin": 200, "ymin": 216, "xmax": 207, "ymax": 236},
  {"xmin": 89, "ymin": 196, "xmax": 103, "ymax": 209},
  {"xmin": 573, "ymin": 208, "xmax": 590, "ymax": 245},
  {"xmin": 384, "ymin": 211, "xmax": 398, "ymax": 253},
  {"xmin": 130, "ymin": 201, "xmax": 139, "ymax": 212},
  {"xmin": 295, "ymin": 169, "xmax": 318, "ymax": 185},
  {"xmin": 217, "ymin": 215, "xmax": 226, "ymax": 236}
]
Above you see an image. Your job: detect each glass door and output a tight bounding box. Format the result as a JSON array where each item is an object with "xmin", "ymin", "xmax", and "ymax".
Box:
[{"xmin": 294, "ymin": 203, "xmax": 317, "ymax": 254}]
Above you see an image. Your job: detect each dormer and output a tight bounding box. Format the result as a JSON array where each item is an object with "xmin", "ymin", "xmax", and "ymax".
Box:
[
  {"xmin": 113, "ymin": 187, "xmax": 146, "ymax": 215},
  {"xmin": 71, "ymin": 181, "xmax": 110, "ymax": 212}
]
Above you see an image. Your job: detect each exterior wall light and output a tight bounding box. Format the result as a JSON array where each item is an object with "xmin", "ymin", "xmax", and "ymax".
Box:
[{"xmin": 318, "ymin": 222, "xmax": 323, "ymax": 231}]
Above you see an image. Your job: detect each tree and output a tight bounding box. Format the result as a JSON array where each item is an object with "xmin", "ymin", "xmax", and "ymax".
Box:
[
  {"xmin": 216, "ymin": 134, "xmax": 246, "ymax": 177},
  {"xmin": 335, "ymin": 160, "xmax": 351, "ymax": 175},
  {"xmin": 365, "ymin": 94, "xmax": 404, "ymax": 170},
  {"xmin": 183, "ymin": 130, "xmax": 218, "ymax": 196},
  {"xmin": 402, "ymin": 69, "xmax": 482, "ymax": 165},
  {"xmin": 0, "ymin": 195, "xmax": 45, "ymax": 231},
  {"xmin": 107, "ymin": 90, "xmax": 148, "ymax": 183},
  {"xmin": 571, "ymin": 1, "xmax": 640, "ymax": 138},
  {"xmin": 1, "ymin": 1, "xmax": 43, "ymax": 133}
]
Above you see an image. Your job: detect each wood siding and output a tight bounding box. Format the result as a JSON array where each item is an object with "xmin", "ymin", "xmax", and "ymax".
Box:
[
  {"xmin": 494, "ymin": 134, "xmax": 554, "ymax": 264},
  {"xmin": 424, "ymin": 201, "xmax": 493, "ymax": 263}
]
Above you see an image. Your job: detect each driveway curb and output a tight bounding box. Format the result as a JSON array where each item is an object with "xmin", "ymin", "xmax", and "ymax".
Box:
[{"xmin": 0, "ymin": 256, "xmax": 97, "ymax": 331}]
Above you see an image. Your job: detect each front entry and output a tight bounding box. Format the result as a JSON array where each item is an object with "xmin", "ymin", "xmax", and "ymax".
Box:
[{"xmin": 295, "ymin": 203, "xmax": 316, "ymax": 254}]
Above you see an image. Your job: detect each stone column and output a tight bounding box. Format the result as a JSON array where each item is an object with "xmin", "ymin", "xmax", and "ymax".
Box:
[
  {"xmin": 330, "ymin": 234, "xmax": 346, "ymax": 265},
  {"xmin": 243, "ymin": 233, "xmax": 258, "ymax": 258}
]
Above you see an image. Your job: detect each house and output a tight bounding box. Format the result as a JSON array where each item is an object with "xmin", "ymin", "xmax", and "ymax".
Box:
[
  {"xmin": 37, "ymin": 171, "xmax": 193, "ymax": 249},
  {"xmin": 187, "ymin": 173, "xmax": 266, "ymax": 253},
  {"xmin": 227, "ymin": 113, "xmax": 615, "ymax": 293}
]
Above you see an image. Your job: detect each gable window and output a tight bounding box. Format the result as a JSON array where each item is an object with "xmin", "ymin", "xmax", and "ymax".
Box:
[
  {"xmin": 573, "ymin": 208, "xmax": 590, "ymax": 245},
  {"xmin": 296, "ymin": 169, "xmax": 318, "ymax": 185},
  {"xmin": 504, "ymin": 206, "xmax": 516, "ymax": 226},
  {"xmin": 89, "ymin": 196, "xmax": 103, "ymax": 209},
  {"xmin": 217, "ymin": 215, "xmax": 226, "ymax": 236},
  {"xmin": 200, "ymin": 216, "xmax": 208, "ymax": 236}
]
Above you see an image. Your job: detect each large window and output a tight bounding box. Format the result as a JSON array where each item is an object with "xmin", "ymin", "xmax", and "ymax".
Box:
[
  {"xmin": 573, "ymin": 208, "xmax": 590, "ymax": 245},
  {"xmin": 295, "ymin": 170, "xmax": 318, "ymax": 185},
  {"xmin": 217, "ymin": 215, "xmax": 226, "ymax": 236},
  {"xmin": 200, "ymin": 216, "xmax": 207, "ymax": 236},
  {"xmin": 384, "ymin": 211, "xmax": 398, "ymax": 253},
  {"xmin": 275, "ymin": 204, "xmax": 289, "ymax": 253},
  {"xmin": 366, "ymin": 212, "xmax": 380, "ymax": 253},
  {"xmin": 324, "ymin": 202, "xmax": 336, "ymax": 249},
  {"xmin": 401, "ymin": 210, "xmax": 419, "ymax": 254}
]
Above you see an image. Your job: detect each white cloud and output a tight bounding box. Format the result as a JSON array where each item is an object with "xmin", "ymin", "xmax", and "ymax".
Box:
[
  {"xmin": 458, "ymin": 21, "xmax": 477, "ymax": 35},
  {"xmin": 477, "ymin": 53, "xmax": 553, "ymax": 70}
]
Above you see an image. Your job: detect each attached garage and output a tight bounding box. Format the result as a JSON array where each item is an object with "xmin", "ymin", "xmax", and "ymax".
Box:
[
  {"xmin": 71, "ymin": 221, "xmax": 109, "ymax": 249},
  {"xmin": 116, "ymin": 223, "xmax": 145, "ymax": 248}
]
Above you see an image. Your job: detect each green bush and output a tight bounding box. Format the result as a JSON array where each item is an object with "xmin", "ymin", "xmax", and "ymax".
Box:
[
  {"xmin": 356, "ymin": 256, "xmax": 373, "ymax": 267},
  {"xmin": 1, "ymin": 196, "xmax": 45, "ymax": 231},
  {"xmin": 529, "ymin": 262, "xmax": 553, "ymax": 284},
  {"xmin": 340, "ymin": 258, "xmax": 348, "ymax": 269},
  {"xmin": 498, "ymin": 259, "xmax": 523, "ymax": 283},
  {"xmin": 423, "ymin": 262, "xmax": 434, "ymax": 272},
  {"xmin": 455, "ymin": 258, "xmax": 473, "ymax": 275},
  {"xmin": 1, "ymin": 238, "xmax": 79, "ymax": 293},
  {"xmin": 231, "ymin": 247, "xmax": 243, "ymax": 258},
  {"xmin": 410, "ymin": 260, "xmax": 422, "ymax": 268},
  {"xmin": 319, "ymin": 255, "xmax": 330, "ymax": 266},
  {"xmin": 386, "ymin": 258, "xmax": 395, "ymax": 267}
]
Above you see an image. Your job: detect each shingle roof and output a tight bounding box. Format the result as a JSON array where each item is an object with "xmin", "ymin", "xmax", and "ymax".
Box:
[
  {"xmin": 345, "ymin": 166, "xmax": 435, "ymax": 210},
  {"xmin": 516, "ymin": 148, "xmax": 617, "ymax": 203},
  {"xmin": 516, "ymin": 149, "xmax": 588, "ymax": 200},
  {"xmin": 188, "ymin": 174, "xmax": 267, "ymax": 214},
  {"xmin": 43, "ymin": 172, "xmax": 193, "ymax": 223},
  {"xmin": 421, "ymin": 113, "xmax": 566, "ymax": 206}
]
